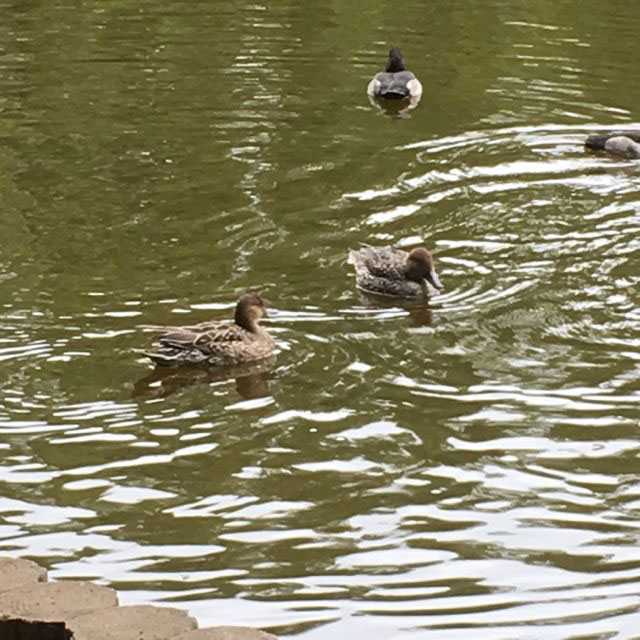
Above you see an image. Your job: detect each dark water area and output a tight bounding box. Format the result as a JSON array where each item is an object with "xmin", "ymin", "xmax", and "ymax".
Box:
[{"xmin": 1, "ymin": 1, "xmax": 640, "ymax": 637}]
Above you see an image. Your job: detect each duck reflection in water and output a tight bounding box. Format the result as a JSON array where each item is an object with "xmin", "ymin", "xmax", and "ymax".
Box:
[
  {"xmin": 356, "ymin": 290, "xmax": 435, "ymax": 327},
  {"xmin": 368, "ymin": 94, "xmax": 421, "ymax": 118},
  {"xmin": 132, "ymin": 357, "xmax": 276, "ymax": 400}
]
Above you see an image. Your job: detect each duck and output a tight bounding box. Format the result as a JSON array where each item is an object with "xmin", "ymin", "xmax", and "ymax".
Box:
[
  {"xmin": 585, "ymin": 132, "xmax": 640, "ymax": 159},
  {"xmin": 139, "ymin": 292, "xmax": 275, "ymax": 367},
  {"xmin": 367, "ymin": 47, "xmax": 423, "ymax": 100},
  {"xmin": 348, "ymin": 245, "xmax": 443, "ymax": 298}
]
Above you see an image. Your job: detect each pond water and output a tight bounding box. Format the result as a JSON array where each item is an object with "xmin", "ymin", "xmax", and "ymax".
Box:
[{"xmin": 1, "ymin": 1, "xmax": 640, "ymax": 638}]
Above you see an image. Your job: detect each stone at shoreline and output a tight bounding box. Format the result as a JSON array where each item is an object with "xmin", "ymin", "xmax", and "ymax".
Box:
[
  {"xmin": 0, "ymin": 558, "xmax": 279, "ymax": 639},
  {"xmin": 0, "ymin": 581, "xmax": 118, "ymax": 621},
  {"xmin": 68, "ymin": 604, "xmax": 197, "ymax": 640},
  {"xmin": 0, "ymin": 557, "xmax": 47, "ymax": 592},
  {"xmin": 175, "ymin": 627, "xmax": 279, "ymax": 640}
]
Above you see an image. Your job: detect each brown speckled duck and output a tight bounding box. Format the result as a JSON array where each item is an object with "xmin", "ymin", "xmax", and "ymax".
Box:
[
  {"xmin": 140, "ymin": 292, "xmax": 274, "ymax": 367},
  {"xmin": 348, "ymin": 245, "xmax": 443, "ymax": 298},
  {"xmin": 585, "ymin": 132, "xmax": 640, "ymax": 159}
]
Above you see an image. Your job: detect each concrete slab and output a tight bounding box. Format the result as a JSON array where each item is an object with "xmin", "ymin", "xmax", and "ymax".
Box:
[
  {"xmin": 0, "ymin": 557, "xmax": 280, "ymax": 639},
  {"xmin": 0, "ymin": 581, "xmax": 117, "ymax": 621},
  {"xmin": 175, "ymin": 627, "xmax": 279, "ymax": 640},
  {"xmin": 0, "ymin": 557, "xmax": 48, "ymax": 592},
  {"xmin": 68, "ymin": 604, "xmax": 198, "ymax": 640}
]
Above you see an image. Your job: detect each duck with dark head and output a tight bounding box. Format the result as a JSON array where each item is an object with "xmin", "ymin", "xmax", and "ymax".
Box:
[
  {"xmin": 348, "ymin": 245, "xmax": 443, "ymax": 299},
  {"xmin": 585, "ymin": 132, "xmax": 640, "ymax": 159},
  {"xmin": 367, "ymin": 47, "xmax": 423, "ymax": 101}
]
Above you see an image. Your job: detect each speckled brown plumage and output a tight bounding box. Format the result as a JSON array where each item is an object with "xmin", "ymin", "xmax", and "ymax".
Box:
[
  {"xmin": 140, "ymin": 292, "xmax": 274, "ymax": 367},
  {"xmin": 348, "ymin": 245, "xmax": 443, "ymax": 298}
]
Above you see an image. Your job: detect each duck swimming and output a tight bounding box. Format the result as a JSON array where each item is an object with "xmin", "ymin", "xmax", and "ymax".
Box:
[
  {"xmin": 367, "ymin": 47, "xmax": 423, "ymax": 101},
  {"xmin": 348, "ymin": 245, "xmax": 443, "ymax": 298},
  {"xmin": 140, "ymin": 292, "xmax": 274, "ymax": 367},
  {"xmin": 585, "ymin": 132, "xmax": 640, "ymax": 159}
]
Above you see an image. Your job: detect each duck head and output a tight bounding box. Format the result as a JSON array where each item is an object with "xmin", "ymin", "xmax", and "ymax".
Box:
[
  {"xmin": 235, "ymin": 292, "xmax": 269, "ymax": 332},
  {"xmin": 585, "ymin": 134, "xmax": 609, "ymax": 151},
  {"xmin": 385, "ymin": 47, "xmax": 406, "ymax": 72},
  {"xmin": 405, "ymin": 248, "xmax": 443, "ymax": 296}
]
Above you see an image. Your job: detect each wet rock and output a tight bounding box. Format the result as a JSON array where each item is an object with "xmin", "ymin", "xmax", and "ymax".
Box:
[
  {"xmin": 68, "ymin": 604, "xmax": 197, "ymax": 640},
  {"xmin": 0, "ymin": 557, "xmax": 277, "ymax": 640},
  {"xmin": 0, "ymin": 581, "xmax": 117, "ymax": 620},
  {"xmin": 0, "ymin": 557, "xmax": 48, "ymax": 592},
  {"xmin": 175, "ymin": 627, "xmax": 279, "ymax": 640}
]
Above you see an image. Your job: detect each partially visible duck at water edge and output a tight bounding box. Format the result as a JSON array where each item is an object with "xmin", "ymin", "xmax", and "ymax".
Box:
[{"xmin": 585, "ymin": 132, "xmax": 640, "ymax": 159}]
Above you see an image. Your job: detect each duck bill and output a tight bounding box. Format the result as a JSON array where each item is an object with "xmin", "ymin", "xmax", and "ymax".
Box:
[{"xmin": 425, "ymin": 268, "xmax": 443, "ymax": 291}]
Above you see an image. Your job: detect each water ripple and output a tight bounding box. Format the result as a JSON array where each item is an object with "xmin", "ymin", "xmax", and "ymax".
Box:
[{"xmin": 2, "ymin": 2, "xmax": 640, "ymax": 638}]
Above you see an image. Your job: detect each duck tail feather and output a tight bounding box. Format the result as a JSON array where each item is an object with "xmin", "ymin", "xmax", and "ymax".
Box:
[
  {"xmin": 138, "ymin": 324, "xmax": 170, "ymax": 332},
  {"xmin": 133, "ymin": 348, "xmax": 180, "ymax": 367},
  {"xmin": 349, "ymin": 246, "xmax": 374, "ymax": 265}
]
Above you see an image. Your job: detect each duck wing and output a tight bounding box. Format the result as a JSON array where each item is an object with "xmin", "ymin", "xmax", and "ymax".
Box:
[
  {"xmin": 355, "ymin": 246, "xmax": 406, "ymax": 279},
  {"xmin": 140, "ymin": 322, "xmax": 250, "ymax": 367},
  {"xmin": 158, "ymin": 323, "xmax": 246, "ymax": 353},
  {"xmin": 140, "ymin": 319, "xmax": 223, "ymax": 333}
]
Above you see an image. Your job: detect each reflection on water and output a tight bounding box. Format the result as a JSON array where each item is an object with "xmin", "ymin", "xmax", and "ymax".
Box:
[
  {"xmin": 132, "ymin": 358, "xmax": 276, "ymax": 400},
  {"xmin": 367, "ymin": 94, "xmax": 422, "ymax": 119},
  {"xmin": 355, "ymin": 292, "xmax": 435, "ymax": 327},
  {"xmin": 1, "ymin": 0, "xmax": 640, "ymax": 638}
]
